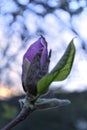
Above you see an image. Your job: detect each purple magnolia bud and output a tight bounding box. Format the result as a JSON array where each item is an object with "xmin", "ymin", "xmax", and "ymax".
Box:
[
  {"xmin": 22, "ymin": 36, "xmax": 51, "ymax": 97},
  {"xmin": 23, "ymin": 36, "xmax": 48, "ymax": 69}
]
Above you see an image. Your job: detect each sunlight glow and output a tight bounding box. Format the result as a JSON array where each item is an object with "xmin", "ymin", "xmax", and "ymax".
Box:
[{"xmin": 0, "ymin": 85, "xmax": 21, "ymax": 99}]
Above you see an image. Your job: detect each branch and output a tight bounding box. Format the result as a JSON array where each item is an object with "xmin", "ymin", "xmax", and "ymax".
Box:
[
  {"xmin": 1, "ymin": 106, "xmax": 36, "ymax": 130},
  {"xmin": 0, "ymin": 96, "xmax": 70, "ymax": 130}
]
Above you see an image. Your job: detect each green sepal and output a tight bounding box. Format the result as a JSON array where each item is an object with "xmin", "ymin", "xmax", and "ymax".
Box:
[{"xmin": 37, "ymin": 39, "xmax": 76, "ymax": 96}]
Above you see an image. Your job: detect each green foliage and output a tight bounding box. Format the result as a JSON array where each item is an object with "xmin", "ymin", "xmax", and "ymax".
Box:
[
  {"xmin": 2, "ymin": 103, "xmax": 18, "ymax": 119},
  {"xmin": 37, "ymin": 39, "xmax": 75, "ymax": 96}
]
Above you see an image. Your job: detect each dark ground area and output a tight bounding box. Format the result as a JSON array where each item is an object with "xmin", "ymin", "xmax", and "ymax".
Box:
[{"xmin": 0, "ymin": 91, "xmax": 87, "ymax": 130}]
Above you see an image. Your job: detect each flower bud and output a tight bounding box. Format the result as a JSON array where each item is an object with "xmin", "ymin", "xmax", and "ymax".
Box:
[{"xmin": 22, "ymin": 36, "xmax": 51, "ymax": 97}]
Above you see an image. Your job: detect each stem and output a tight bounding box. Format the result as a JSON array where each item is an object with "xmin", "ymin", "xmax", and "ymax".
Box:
[{"xmin": 1, "ymin": 107, "xmax": 35, "ymax": 130}]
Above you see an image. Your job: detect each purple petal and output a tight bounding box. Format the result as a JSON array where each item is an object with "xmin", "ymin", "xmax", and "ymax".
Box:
[
  {"xmin": 23, "ymin": 36, "xmax": 48, "ymax": 63},
  {"xmin": 23, "ymin": 38, "xmax": 42, "ymax": 62}
]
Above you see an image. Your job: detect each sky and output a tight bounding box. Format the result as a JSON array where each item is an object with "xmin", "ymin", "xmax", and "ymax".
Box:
[{"xmin": 0, "ymin": 0, "xmax": 87, "ymax": 98}]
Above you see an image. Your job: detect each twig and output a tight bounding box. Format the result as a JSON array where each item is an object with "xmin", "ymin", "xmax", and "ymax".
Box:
[{"xmin": 1, "ymin": 106, "xmax": 35, "ymax": 130}]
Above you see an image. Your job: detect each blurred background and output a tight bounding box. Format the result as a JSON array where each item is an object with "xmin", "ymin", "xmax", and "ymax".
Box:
[{"xmin": 0, "ymin": 0, "xmax": 87, "ymax": 130}]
